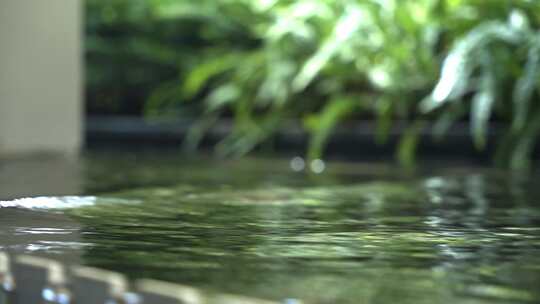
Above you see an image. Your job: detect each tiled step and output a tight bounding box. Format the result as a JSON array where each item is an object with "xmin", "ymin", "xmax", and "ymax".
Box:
[{"xmin": 0, "ymin": 251, "xmax": 303, "ymax": 304}]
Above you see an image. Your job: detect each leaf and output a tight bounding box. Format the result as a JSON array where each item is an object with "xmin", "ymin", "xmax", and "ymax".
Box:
[
  {"xmin": 150, "ymin": 1, "xmax": 208, "ymax": 19},
  {"xmin": 182, "ymin": 113, "xmax": 220, "ymax": 153},
  {"xmin": 183, "ymin": 53, "xmax": 242, "ymax": 98},
  {"xmin": 470, "ymin": 50, "xmax": 496, "ymax": 150},
  {"xmin": 375, "ymin": 95, "xmax": 394, "ymax": 145},
  {"xmin": 255, "ymin": 57, "xmax": 295, "ymax": 107},
  {"xmin": 216, "ymin": 107, "xmax": 283, "ymax": 158},
  {"xmin": 306, "ymin": 96, "xmax": 361, "ymax": 160},
  {"xmin": 205, "ymin": 83, "xmax": 240, "ymax": 112},
  {"xmin": 512, "ymin": 35, "xmax": 540, "ymax": 132},
  {"xmin": 420, "ymin": 35, "xmax": 474, "ymax": 112},
  {"xmin": 494, "ymin": 129, "xmax": 518, "ymax": 168},
  {"xmin": 510, "ymin": 107, "xmax": 540, "ymax": 170},
  {"xmin": 397, "ymin": 121, "xmax": 426, "ymax": 168},
  {"xmin": 421, "ymin": 21, "xmax": 522, "ymax": 113},
  {"xmin": 292, "ymin": 5, "xmax": 363, "ymax": 92},
  {"xmin": 144, "ymin": 79, "xmax": 184, "ymax": 117},
  {"xmin": 432, "ymin": 103, "xmax": 467, "ymax": 142}
]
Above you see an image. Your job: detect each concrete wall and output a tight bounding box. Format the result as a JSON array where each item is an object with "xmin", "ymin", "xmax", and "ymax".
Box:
[{"xmin": 0, "ymin": 0, "xmax": 82, "ymax": 157}]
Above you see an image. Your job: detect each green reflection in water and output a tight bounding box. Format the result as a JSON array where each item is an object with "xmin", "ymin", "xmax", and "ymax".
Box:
[{"xmin": 66, "ymin": 172, "xmax": 540, "ymax": 304}]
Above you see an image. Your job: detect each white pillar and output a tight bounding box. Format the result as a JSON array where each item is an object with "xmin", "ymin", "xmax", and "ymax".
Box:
[{"xmin": 0, "ymin": 0, "xmax": 82, "ymax": 157}]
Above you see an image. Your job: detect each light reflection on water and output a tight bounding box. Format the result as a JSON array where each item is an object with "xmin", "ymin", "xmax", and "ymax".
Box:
[
  {"xmin": 1, "ymin": 155, "xmax": 540, "ymax": 303},
  {"xmin": 15, "ymin": 228, "xmax": 78, "ymax": 235}
]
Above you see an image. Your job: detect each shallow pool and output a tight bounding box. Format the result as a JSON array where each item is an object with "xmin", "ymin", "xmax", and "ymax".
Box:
[{"xmin": 1, "ymin": 152, "xmax": 540, "ymax": 303}]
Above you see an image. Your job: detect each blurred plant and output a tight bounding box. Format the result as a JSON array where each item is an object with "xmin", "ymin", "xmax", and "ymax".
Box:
[
  {"xmin": 422, "ymin": 9, "xmax": 540, "ymax": 169},
  {"xmin": 145, "ymin": 0, "xmax": 444, "ymax": 161},
  {"xmin": 86, "ymin": 0, "xmax": 257, "ymax": 115},
  {"xmin": 87, "ymin": 0, "xmax": 540, "ymax": 169}
]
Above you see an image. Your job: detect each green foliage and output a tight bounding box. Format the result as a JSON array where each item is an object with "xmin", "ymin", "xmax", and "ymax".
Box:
[
  {"xmin": 140, "ymin": 0, "xmax": 443, "ymax": 161},
  {"xmin": 87, "ymin": 0, "xmax": 540, "ymax": 169},
  {"xmin": 422, "ymin": 9, "xmax": 540, "ymax": 169}
]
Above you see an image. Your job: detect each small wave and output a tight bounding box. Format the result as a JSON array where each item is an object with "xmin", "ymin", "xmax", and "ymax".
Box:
[{"xmin": 0, "ymin": 196, "xmax": 97, "ymax": 210}]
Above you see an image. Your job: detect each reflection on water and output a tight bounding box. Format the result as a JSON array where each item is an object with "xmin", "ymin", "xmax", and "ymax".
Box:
[
  {"xmin": 0, "ymin": 208, "xmax": 84, "ymax": 264},
  {"xmin": 1, "ymin": 154, "xmax": 540, "ymax": 303}
]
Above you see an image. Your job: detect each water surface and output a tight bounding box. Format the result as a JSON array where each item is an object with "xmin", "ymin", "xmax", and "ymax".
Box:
[{"xmin": 1, "ymin": 153, "xmax": 540, "ymax": 303}]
